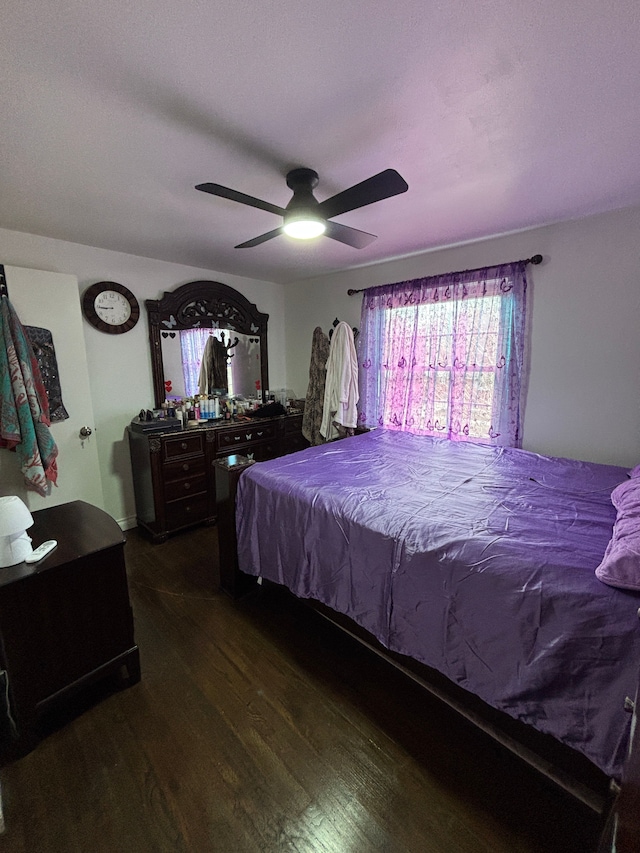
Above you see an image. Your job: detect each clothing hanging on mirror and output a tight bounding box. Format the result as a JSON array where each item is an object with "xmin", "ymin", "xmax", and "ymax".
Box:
[
  {"xmin": 198, "ymin": 334, "xmax": 228, "ymax": 394},
  {"xmin": 320, "ymin": 321, "xmax": 359, "ymax": 441},
  {"xmin": 328, "ymin": 317, "xmax": 358, "ymax": 341},
  {"xmin": 302, "ymin": 326, "xmax": 331, "ymax": 445}
]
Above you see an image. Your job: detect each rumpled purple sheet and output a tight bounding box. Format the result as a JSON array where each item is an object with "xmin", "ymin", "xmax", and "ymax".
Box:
[{"xmin": 236, "ymin": 429, "xmax": 640, "ymax": 779}]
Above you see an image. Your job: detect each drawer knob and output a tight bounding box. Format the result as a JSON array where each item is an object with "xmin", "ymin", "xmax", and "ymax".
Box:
[
  {"xmin": 234, "ymin": 435, "xmax": 241, "ymax": 441},
  {"xmin": 245, "ymin": 433, "xmax": 252, "ymax": 440},
  {"xmin": 184, "ymin": 482, "xmax": 191, "ymax": 490},
  {"xmin": 182, "ymin": 463, "xmax": 189, "ymax": 472},
  {"xmin": 181, "ymin": 442, "xmax": 188, "ymax": 450}
]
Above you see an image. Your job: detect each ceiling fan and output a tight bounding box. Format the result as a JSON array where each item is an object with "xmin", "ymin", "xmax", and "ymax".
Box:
[{"xmin": 195, "ymin": 167, "xmax": 408, "ymax": 249}]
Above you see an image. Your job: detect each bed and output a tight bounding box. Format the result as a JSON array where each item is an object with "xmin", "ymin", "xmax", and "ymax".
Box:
[{"xmin": 233, "ymin": 429, "xmax": 640, "ymax": 807}]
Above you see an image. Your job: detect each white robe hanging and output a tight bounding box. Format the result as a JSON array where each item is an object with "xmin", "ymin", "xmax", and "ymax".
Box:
[{"xmin": 320, "ymin": 321, "xmax": 359, "ymax": 441}]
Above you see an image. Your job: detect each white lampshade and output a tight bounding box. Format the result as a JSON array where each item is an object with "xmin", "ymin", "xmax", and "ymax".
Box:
[{"xmin": 0, "ymin": 496, "xmax": 34, "ymax": 567}]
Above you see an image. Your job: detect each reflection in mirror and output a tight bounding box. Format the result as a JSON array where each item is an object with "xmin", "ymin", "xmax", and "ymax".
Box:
[
  {"xmin": 162, "ymin": 328, "xmax": 262, "ymax": 398},
  {"xmin": 146, "ymin": 280, "xmax": 269, "ymax": 407}
]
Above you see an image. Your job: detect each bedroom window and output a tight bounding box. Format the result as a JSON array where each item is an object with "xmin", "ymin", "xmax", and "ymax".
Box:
[{"xmin": 357, "ymin": 261, "xmax": 528, "ymax": 447}]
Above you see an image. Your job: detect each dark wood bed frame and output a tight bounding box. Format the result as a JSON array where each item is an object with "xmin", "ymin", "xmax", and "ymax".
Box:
[{"xmin": 215, "ymin": 454, "xmax": 640, "ymax": 853}]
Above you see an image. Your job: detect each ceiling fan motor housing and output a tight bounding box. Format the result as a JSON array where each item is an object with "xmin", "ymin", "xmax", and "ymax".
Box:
[
  {"xmin": 284, "ymin": 168, "xmax": 322, "ymax": 223},
  {"xmin": 285, "ymin": 167, "xmax": 319, "ymax": 193}
]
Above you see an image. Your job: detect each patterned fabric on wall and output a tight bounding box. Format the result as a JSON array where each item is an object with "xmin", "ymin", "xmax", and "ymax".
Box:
[
  {"xmin": 0, "ymin": 299, "xmax": 58, "ymax": 495},
  {"xmin": 25, "ymin": 326, "xmax": 69, "ymax": 422}
]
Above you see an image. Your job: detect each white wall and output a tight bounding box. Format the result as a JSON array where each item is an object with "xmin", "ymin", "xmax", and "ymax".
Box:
[
  {"xmin": 3, "ymin": 203, "xmax": 638, "ymax": 528},
  {"xmin": 0, "ymin": 228, "xmax": 286, "ymax": 527},
  {"xmin": 284, "ymin": 205, "xmax": 640, "ymax": 468}
]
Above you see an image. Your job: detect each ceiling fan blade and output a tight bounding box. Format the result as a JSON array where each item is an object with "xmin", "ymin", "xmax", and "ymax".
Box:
[
  {"xmin": 324, "ymin": 220, "xmax": 377, "ymax": 249},
  {"xmin": 318, "ymin": 169, "xmax": 408, "ymax": 220},
  {"xmin": 196, "ymin": 183, "xmax": 286, "ymax": 217},
  {"xmin": 235, "ymin": 226, "xmax": 283, "ymax": 249}
]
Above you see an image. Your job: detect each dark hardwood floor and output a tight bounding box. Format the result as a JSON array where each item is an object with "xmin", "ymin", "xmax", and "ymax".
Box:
[{"xmin": 0, "ymin": 524, "xmax": 605, "ymax": 852}]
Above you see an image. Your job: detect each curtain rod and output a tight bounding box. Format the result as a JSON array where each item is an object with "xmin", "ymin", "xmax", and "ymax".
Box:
[{"xmin": 347, "ymin": 254, "xmax": 543, "ymax": 296}]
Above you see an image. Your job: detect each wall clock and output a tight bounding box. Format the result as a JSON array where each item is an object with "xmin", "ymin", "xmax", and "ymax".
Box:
[{"xmin": 82, "ymin": 281, "xmax": 140, "ymax": 334}]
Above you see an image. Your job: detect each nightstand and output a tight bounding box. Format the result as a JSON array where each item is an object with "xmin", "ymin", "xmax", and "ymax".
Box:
[{"xmin": 0, "ymin": 500, "xmax": 140, "ymax": 761}]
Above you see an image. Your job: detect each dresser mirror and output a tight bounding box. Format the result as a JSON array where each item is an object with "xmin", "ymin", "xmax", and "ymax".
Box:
[{"xmin": 146, "ymin": 280, "xmax": 269, "ymax": 407}]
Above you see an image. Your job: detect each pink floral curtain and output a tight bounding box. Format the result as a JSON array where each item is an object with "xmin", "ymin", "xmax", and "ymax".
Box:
[{"xmin": 357, "ymin": 262, "xmax": 528, "ymax": 447}]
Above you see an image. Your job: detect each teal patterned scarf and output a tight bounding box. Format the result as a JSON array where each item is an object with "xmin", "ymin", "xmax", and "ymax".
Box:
[{"xmin": 0, "ymin": 296, "xmax": 58, "ymax": 495}]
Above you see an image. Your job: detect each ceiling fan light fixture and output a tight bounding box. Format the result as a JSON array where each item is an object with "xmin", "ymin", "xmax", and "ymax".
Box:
[
  {"xmin": 196, "ymin": 166, "xmax": 408, "ymax": 248},
  {"xmin": 282, "ymin": 214, "xmax": 326, "ymax": 240}
]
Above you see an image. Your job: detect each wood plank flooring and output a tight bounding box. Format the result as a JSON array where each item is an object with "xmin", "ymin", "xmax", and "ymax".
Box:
[{"xmin": 0, "ymin": 525, "xmax": 605, "ymax": 852}]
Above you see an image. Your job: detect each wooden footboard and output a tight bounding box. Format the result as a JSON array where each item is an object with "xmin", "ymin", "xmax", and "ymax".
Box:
[{"xmin": 597, "ymin": 665, "xmax": 640, "ymax": 852}]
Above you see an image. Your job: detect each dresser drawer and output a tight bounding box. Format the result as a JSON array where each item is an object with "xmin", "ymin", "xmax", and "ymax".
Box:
[
  {"xmin": 282, "ymin": 432, "xmax": 310, "ymax": 454},
  {"xmin": 163, "ymin": 456, "xmax": 206, "ymax": 483},
  {"xmin": 162, "ymin": 433, "xmax": 204, "ymax": 461},
  {"xmin": 163, "ymin": 473, "xmax": 207, "ymax": 503},
  {"xmin": 284, "ymin": 414, "xmax": 304, "ymax": 434},
  {"xmin": 219, "ymin": 440, "xmax": 280, "ymax": 463},
  {"xmin": 164, "ymin": 494, "xmax": 209, "ymax": 530},
  {"xmin": 252, "ymin": 441, "xmax": 280, "ymax": 462},
  {"xmin": 216, "ymin": 421, "xmax": 278, "ymax": 452}
]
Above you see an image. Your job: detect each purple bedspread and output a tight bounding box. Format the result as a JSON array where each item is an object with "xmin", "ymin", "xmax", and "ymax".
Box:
[{"xmin": 236, "ymin": 429, "xmax": 640, "ymax": 778}]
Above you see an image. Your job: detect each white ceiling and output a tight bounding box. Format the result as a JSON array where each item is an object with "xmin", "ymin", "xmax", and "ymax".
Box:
[{"xmin": 1, "ymin": 0, "xmax": 639, "ymax": 284}]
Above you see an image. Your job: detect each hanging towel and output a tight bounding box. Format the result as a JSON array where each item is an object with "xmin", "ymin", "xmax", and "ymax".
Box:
[
  {"xmin": 320, "ymin": 321, "xmax": 359, "ymax": 441},
  {"xmin": 0, "ymin": 297, "xmax": 58, "ymax": 495},
  {"xmin": 302, "ymin": 326, "xmax": 331, "ymax": 445}
]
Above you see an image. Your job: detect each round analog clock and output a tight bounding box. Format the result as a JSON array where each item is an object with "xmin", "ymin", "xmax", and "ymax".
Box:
[{"xmin": 82, "ymin": 281, "xmax": 140, "ymax": 334}]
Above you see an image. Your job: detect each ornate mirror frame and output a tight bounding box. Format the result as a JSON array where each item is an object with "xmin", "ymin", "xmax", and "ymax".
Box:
[{"xmin": 146, "ymin": 280, "xmax": 269, "ymax": 407}]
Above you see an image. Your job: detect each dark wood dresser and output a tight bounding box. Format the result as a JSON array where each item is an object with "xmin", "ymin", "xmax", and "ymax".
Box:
[
  {"xmin": 0, "ymin": 501, "xmax": 140, "ymax": 761},
  {"xmin": 128, "ymin": 413, "xmax": 309, "ymax": 542}
]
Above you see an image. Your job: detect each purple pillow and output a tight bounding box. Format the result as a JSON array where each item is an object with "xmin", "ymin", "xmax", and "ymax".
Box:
[
  {"xmin": 629, "ymin": 464, "xmax": 640, "ymax": 479},
  {"xmin": 595, "ymin": 478, "xmax": 640, "ymax": 591}
]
